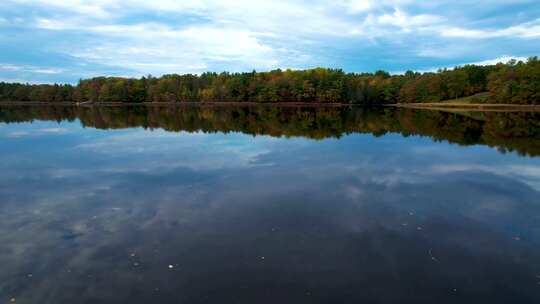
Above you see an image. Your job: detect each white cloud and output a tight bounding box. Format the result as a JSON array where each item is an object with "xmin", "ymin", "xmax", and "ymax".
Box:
[
  {"xmin": 0, "ymin": 64, "xmax": 22, "ymax": 71},
  {"xmin": 11, "ymin": 0, "xmax": 112, "ymax": 18},
  {"xmin": 391, "ymin": 55, "xmax": 533, "ymax": 74},
  {"xmin": 361, "ymin": 9, "xmax": 540, "ymax": 41},
  {"xmin": 440, "ymin": 18, "xmax": 540, "ymax": 39},
  {"xmin": 35, "ymin": 19, "xmax": 281, "ymax": 74},
  {"xmin": 32, "ymin": 68, "xmax": 65, "ymax": 74},
  {"xmin": 470, "ymin": 56, "xmax": 530, "ymax": 66},
  {"xmin": 2, "ymin": 0, "xmax": 540, "ymax": 79},
  {"xmin": 0, "ymin": 63, "xmax": 64, "ymax": 74},
  {"xmin": 31, "ymin": 1, "xmax": 364, "ymax": 36},
  {"xmin": 344, "ymin": 0, "xmax": 373, "ymax": 13},
  {"xmin": 0, "ymin": 78, "xmax": 55, "ymax": 84},
  {"xmin": 377, "ymin": 9, "xmax": 445, "ymax": 31}
]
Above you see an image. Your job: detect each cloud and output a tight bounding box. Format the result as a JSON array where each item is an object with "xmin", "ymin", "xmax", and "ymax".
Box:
[
  {"xmin": 34, "ymin": 19, "xmax": 281, "ymax": 74},
  {"xmin": 345, "ymin": 0, "xmax": 373, "ymax": 13},
  {"xmin": 31, "ymin": 1, "xmax": 364, "ymax": 36},
  {"xmin": 441, "ymin": 18, "xmax": 540, "ymax": 39},
  {"xmin": 390, "ymin": 55, "xmax": 532, "ymax": 74},
  {"xmin": 10, "ymin": 0, "xmax": 112, "ymax": 18},
  {"xmin": 470, "ymin": 56, "xmax": 530, "ymax": 66},
  {"xmin": 0, "ymin": 63, "xmax": 64, "ymax": 75},
  {"xmin": 1, "ymin": 0, "xmax": 540, "ymax": 81},
  {"xmin": 0, "ymin": 78, "xmax": 56, "ymax": 84},
  {"xmin": 376, "ymin": 9, "xmax": 445, "ymax": 31},
  {"xmin": 360, "ymin": 9, "xmax": 540, "ymax": 40}
]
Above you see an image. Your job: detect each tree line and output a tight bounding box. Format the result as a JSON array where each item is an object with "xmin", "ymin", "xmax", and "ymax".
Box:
[{"xmin": 0, "ymin": 57, "xmax": 538, "ymax": 104}]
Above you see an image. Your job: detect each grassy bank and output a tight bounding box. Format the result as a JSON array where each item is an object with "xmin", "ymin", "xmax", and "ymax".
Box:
[{"xmin": 440, "ymin": 92, "xmax": 490, "ymax": 104}]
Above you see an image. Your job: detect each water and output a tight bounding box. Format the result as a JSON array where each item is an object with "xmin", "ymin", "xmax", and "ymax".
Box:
[{"xmin": 1, "ymin": 105, "xmax": 540, "ymax": 303}]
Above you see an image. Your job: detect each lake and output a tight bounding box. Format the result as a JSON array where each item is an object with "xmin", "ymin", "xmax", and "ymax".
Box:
[{"xmin": 1, "ymin": 105, "xmax": 540, "ymax": 303}]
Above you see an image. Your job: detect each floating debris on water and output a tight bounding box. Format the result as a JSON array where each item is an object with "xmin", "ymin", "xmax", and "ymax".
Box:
[
  {"xmin": 168, "ymin": 265, "xmax": 174, "ymax": 269},
  {"xmin": 417, "ymin": 226, "xmax": 423, "ymax": 231},
  {"xmin": 429, "ymin": 248, "xmax": 439, "ymax": 262},
  {"xmin": 514, "ymin": 236, "xmax": 521, "ymax": 241},
  {"xmin": 260, "ymin": 256, "xmax": 265, "ymax": 260},
  {"xmin": 10, "ymin": 298, "xmax": 16, "ymax": 302}
]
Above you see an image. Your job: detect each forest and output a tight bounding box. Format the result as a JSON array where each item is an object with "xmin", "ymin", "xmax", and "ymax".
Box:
[{"xmin": 0, "ymin": 57, "xmax": 539, "ymax": 104}]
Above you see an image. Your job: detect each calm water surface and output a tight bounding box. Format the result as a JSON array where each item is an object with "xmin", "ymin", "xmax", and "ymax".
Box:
[{"xmin": 1, "ymin": 106, "xmax": 540, "ymax": 303}]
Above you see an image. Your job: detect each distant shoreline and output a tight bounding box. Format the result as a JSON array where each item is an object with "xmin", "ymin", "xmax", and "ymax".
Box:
[
  {"xmin": 0, "ymin": 101, "xmax": 362, "ymax": 107},
  {"xmin": 2, "ymin": 59, "xmax": 539, "ymax": 107}
]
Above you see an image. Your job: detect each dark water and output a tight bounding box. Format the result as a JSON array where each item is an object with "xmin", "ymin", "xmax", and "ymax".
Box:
[{"xmin": 1, "ymin": 105, "xmax": 540, "ymax": 303}]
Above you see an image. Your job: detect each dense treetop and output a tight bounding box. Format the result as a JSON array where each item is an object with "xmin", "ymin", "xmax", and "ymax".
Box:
[{"xmin": 0, "ymin": 57, "xmax": 539, "ymax": 104}]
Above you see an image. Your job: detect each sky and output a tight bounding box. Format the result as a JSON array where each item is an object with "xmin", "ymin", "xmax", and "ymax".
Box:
[{"xmin": 0, "ymin": 0, "xmax": 539, "ymax": 84}]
